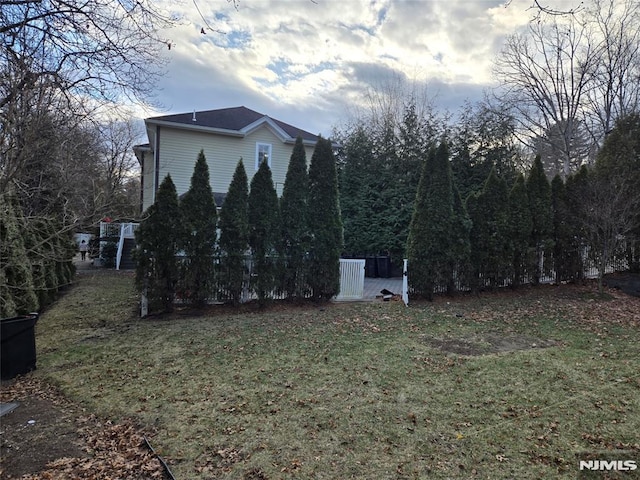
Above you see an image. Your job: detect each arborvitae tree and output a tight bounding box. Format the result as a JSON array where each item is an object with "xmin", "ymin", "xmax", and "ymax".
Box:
[
  {"xmin": 450, "ymin": 141, "xmax": 478, "ymax": 202},
  {"xmin": 551, "ymin": 175, "xmax": 577, "ymax": 282},
  {"xmin": 340, "ymin": 118, "xmax": 396, "ymax": 260},
  {"xmin": 407, "ymin": 146, "xmax": 436, "ymax": 299},
  {"xmin": 134, "ymin": 174, "xmax": 181, "ymax": 313},
  {"xmin": 218, "ymin": 159, "xmax": 249, "ymax": 305},
  {"xmin": 370, "ymin": 118, "xmax": 398, "ymax": 257},
  {"xmin": 23, "ymin": 216, "xmax": 74, "ymax": 308},
  {"xmin": 564, "ymin": 166, "xmax": 589, "ymax": 282},
  {"xmin": 52, "ymin": 220, "xmax": 76, "ymax": 289},
  {"xmin": 526, "ymin": 155, "xmax": 554, "ymax": 285},
  {"xmin": 508, "ymin": 174, "xmax": 533, "ymax": 288},
  {"xmin": 308, "ymin": 137, "xmax": 343, "ymax": 301},
  {"xmin": 179, "ymin": 150, "xmax": 218, "ymax": 307},
  {"xmin": 451, "ymin": 103, "xmax": 492, "ymax": 200},
  {"xmin": 467, "ymin": 168, "xmax": 511, "ymax": 290},
  {"xmin": 566, "ymin": 116, "xmax": 640, "ymax": 292},
  {"xmin": 0, "ymin": 192, "xmax": 38, "ymax": 317},
  {"xmin": 594, "ymin": 113, "xmax": 640, "ymax": 183},
  {"xmin": 594, "ymin": 114, "xmax": 640, "ymax": 272},
  {"xmin": 407, "ymin": 142, "xmax": 455, "ymax": 300},
  {"xmin": 386, "ymin": 101, "xmax": 428, "ymax": 264},
  {"xmin": 337, "ymin": 101, "xmax": 441, "ymax": 269},
  {"xmin": 339, "ymin": 126, "xmax": 376, "ymax": 256},
  {"xmin": 449, "ymin": 183, "xmax": 471, "ymax": 294},
  {"xmin": 25, "ymin": 218, "xmax": 56, "ymax": 308},
  {"xmin": 279, "ymin": 136, "xmax": 309, "ymax": 299},
  {"xmin": 451, "ymin": 101, "xmax": 520, "ymax": 200},
  {"xmin": 248, "ymin": 159, "xmax": 280, "ymax": 305}
]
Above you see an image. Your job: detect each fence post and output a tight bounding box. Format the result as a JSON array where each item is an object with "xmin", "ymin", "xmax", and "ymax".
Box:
[
  {"xmin": 141, "ymin": 277, "xmax": 149, "ymax": 317},
  {"xmin": 402, "ymin": 259, "xmax": 409, "ymax": 306}
]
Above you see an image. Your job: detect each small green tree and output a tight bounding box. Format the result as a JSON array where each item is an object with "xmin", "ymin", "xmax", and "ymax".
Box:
[
  {"xmin": 564, "ymin": 166, "xmax": 590, "ymax": 282},
  {"xmin": 508, "ymin": 174, "xmax": 533, "ymax": 288},
  {"xmin": 218, "ymin": 159, "xmax": 249, "ymax": 305},
  {"xmin": 526, "ymin": 155, "xmax": 554, "ymax": 285},
  {"xmin": 279, "ymin": 136, "xmax": 309, "ymax": 299},
  {"xmin": 551, "ymin": 174, "xmax": 581, "ymax": 282},
  {"xmin": 135, "ymin": 174, "xmax": 181, "ymax": 313},
  {"xmin": 308, "ymin": 137, "xmax": 343, "ymax": 301},
  {"xmin": 179, "ymin": 150, "xmax": 218, "ymax": 307},
  {"xmin": 248, "ymin": 159, "xmax": 280, "ymax": 305},
  {"xmin": 449, "ymin": 183, "xmax": 471, "ymax": 293},
  {"xmin": 407, "ymin": 142, "xmax": 456, "ymax": 300},
  {"xmin": 467, "ymin": 168, "xmax": 511, "ymax": 290}
]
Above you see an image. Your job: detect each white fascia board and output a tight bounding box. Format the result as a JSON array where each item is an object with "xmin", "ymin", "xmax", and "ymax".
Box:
[
  {"xmin": 145, "ymin": 119, "xmax": 245, "ymax": 138},
  {"xmin": 144, "ymin": 122, "xmax": 156, "ymax": 151},
  {"xmin": 241, "ymin": 116, "xmax": 290, "ymax": 142},
  {"xmin": 132, "ymin": 144, "xmax": 151, "ymax": 165},
  {"xmin": 283, "ymin": 137, "xmax": 318, "ymax": 147}
]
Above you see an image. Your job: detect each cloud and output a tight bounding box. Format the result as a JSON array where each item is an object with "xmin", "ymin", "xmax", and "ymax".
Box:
[{"xmin": 139, "ymin": 0, "xmax": 566, "ymax": 136}]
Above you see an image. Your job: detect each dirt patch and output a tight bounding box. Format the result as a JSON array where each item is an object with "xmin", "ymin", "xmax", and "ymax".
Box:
[
  {"xmin": 0, "ymin": 376, "xmax": 165, "ymax": 479},
  {"xmin": 0, "ymin": 396, "xmax": 86, "ymax": 477},
  {"xmin": 424, "ymin": 333, "xmax": 561, "ymax": 356}
]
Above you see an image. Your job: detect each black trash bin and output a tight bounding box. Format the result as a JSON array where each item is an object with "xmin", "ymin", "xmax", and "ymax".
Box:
[
  {"xmin": 377, "ymin": 256, "xmax": 392, "ymax": 278},
  {"xmin": 365, "ymin": 256, "xmax": 378, "ymax": 278},
  {"xmin": 1, "ymin": 313, "xmax": 39, "ymax": 380}
]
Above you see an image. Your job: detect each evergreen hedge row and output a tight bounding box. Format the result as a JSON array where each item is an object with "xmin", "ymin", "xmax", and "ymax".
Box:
[
  {"xmin": 1, "ymin": 190, "xmax": 76, "ymax": 318},
  {"xmin": 407, "ymin": 138, "xmax": 639, "ymax": 299},
  {"xmin": 135, "ymin": 137, "xmax": 343, "ymax": 314}
]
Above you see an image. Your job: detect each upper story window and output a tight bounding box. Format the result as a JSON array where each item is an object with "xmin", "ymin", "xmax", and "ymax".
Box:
[{"xmin": 256, "ymin": 143, "xmax": 272, "ymax": 170}]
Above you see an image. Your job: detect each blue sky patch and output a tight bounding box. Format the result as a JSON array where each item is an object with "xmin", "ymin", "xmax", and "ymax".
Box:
[{"xmin": 212, "ymin": 29, "xmax": 251, "ymax": 49}]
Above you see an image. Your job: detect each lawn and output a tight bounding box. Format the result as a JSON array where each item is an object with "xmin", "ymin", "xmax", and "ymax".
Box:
[{"xmin": 30, "ymin": 272, "xmax": 640, "ymax": 478}]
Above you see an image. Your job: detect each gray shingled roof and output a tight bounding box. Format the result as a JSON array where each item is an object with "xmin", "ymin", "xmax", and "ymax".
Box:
[{"xmin": 147, "ymin": 106, "xmax": 319, "ymax": 143}]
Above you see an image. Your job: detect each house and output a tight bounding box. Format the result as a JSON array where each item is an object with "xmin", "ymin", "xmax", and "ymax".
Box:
[{"xmin": 134, "ymin": 106, "xmax": 321, "ymax": 212}]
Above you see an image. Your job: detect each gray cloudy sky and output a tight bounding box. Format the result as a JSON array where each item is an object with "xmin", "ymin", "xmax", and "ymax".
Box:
[{"xmin": 137, "ymin": 0, "xmax": 577, "ymax": 136}]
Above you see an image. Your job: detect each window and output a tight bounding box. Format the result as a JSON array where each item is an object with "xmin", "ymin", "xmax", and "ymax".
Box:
[{"xmin": 255, "ymin": 143, "xmax": 272, "ymax": 170}]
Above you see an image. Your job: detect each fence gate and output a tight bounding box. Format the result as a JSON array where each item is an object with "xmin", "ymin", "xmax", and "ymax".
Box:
[{"xmin": 336, "ymin": 259, "xmax": 365, "ymax": 300}]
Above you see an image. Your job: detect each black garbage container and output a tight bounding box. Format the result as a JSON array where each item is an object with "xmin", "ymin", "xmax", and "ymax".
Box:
[
  {"xmin": 1, "ymin": 313, "xmax": 39, "ymax": 380},
  {"xmin": 377, "ymin": 256, "xmax": 392, "ymax": 278},
  {"xmin": 365, "ymin": 256, "xmax": 378, "ymax": 278}
]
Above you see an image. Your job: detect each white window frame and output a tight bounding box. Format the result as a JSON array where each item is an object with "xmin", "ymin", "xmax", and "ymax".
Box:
[{"xmin": 255, "ymin": 142, "xmax": 272, "ymax": 170}]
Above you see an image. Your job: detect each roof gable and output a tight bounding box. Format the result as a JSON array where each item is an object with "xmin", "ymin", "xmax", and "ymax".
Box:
[{"xmin": 147, "ymin": 106, "xmax": 319, "ymax": 144}]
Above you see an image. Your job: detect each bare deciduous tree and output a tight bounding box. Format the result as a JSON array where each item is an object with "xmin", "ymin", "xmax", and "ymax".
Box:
[
  {"xmin": 493, "ymin": 17, "xmax": 598, "ymax": 178},
  {"xmin": 573, "ymin": 170, "xmax": 639, "ymax": 293},
  {"xmin": 91, "ymin": 117, "xmax": 144, "ymax": 221},
  {"xmin": 1, "ymin": 0, "xmax": 175, "ymax": 311},
  {"xmin": 0, "ymin": 0, "xmax": 173, "ymax": 110},
  {"xmin": 582, "ymin": 0, "xmax": 640, "ymax": 139},
  {"xmin": 493, "ymin": 0, "xmax": 640, "ymax": 177}
]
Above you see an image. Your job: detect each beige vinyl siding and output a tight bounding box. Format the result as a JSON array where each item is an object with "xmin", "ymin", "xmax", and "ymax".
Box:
[
  {"xmin": 141, "ymin": 151, "xmax": 156, "ymax": 212},
  {"xmin": 157, "ymin": 125, "xmax": 315, "ymax": 201},
  {"xmin": 243, "ymin": 127, "xmax": 314, "ymax": 196}
]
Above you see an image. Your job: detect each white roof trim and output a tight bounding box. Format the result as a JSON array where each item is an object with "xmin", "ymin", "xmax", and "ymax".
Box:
[
  {"xmin": 145, "ymin": 119, "xmax": 244, "ymax": 137},
  {"xmin": 144, "ymin": 116, "xmax": 299, "ymax": 144},
  {"xmin": 240, "ymin": 116, "xmax": 291, "ymax": 142}
]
